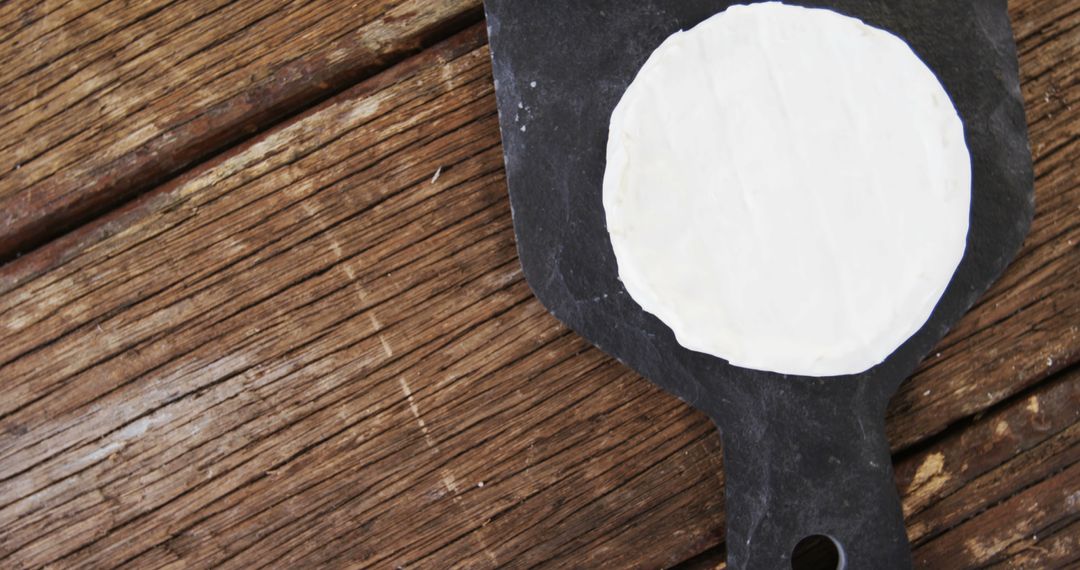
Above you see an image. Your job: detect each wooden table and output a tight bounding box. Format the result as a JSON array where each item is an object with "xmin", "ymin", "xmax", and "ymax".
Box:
[{"xmin": 0, "ymin": 2, "xmax": 1075, "ymax": 568}]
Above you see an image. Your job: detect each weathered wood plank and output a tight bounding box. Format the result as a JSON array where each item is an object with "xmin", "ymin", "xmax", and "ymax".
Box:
[
  {"xmin": 0, "ymin": 0, "xmax": 482, "ymax": 261},
  {"xmin": 0, "ymin": 25, "xmax": 724, "ymax": 570},
  {"xmin": 0, "ymin": 0, "xmax": 1076, "ymax": 568},
  {"xmin": 985, "ymin": 522, "xmax": 1079, "ymax": 569},
  {"xmin": 913, "ymin": 460, "xmax": 1079, "ymax": 568},
  {"xmin": 899, "ymin": 373, "xmax": 1079, "ymax": 565},
  {"xmin": 895, "ymin": 368, "xmax": 1080, "ymax": 548}
]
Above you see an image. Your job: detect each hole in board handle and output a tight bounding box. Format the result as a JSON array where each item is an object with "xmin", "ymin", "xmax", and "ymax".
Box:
[{"xmin": 791, "ymin": 534, "xmax": 846, "ymax": 570}]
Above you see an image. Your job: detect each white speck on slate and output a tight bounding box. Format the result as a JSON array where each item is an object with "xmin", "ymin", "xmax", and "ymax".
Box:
[
  {"xmin": 530, "ymin": 81, "xmax": 537, "ymax": 88},
  {"xmin": 520, "ymin": 125, "xmax": 526, "ymax": 132},
  {"xmin": 518, "ymin": 101, "xmax": 523, "ymax": 109}
]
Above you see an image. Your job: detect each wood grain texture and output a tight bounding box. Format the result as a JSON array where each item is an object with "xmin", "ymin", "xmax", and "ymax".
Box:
[
  {"xmin": 897, "ymin": 369, "xmax": 1080, "ymax": 549},
  {"xmin": 902, "ymin": 368, "xmax": 1080, "ymax": 568},
  {"xmin": 0, "ymin": 26, "xmax": 725, "ymax": 570},
  {"xmin": 0, "ymin": 0, "xmax": 1076, "ymax": 568},
  {"xmin": 0, "ymin": 0, "xmax": 482, "ymax": 261}
]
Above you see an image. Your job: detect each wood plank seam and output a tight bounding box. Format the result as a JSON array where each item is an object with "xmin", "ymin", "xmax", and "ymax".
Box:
[
  {"xmin": 0, "ymin": 154, "xmax": 507, "ymax": 503},
  {"xmin": 14, "ymin": 248, "xmax": 529, "ymax": 567},
  {"xmin": 903, "ymin": 367, "xmax": 1080, "ymax": 540},
  {"xmin": 0, "ymin": 141, "xmax": 509, "ymax": 511},
  {"xmin": 0, "ymin": 162, "xmax": 508, "ymax": 506},
  {"xmin": 0, "ymin": 1, "xmax": 485, "ymax": 263},
  {"xmin": 0, "ymin": 72, "xmax": 489, "ymax": 323},
  {"xmin": 892, "ymin": 362, "xmax": 1078, "ymax": 466},
  {"xmin": 0, "ymin": 50, "xmax": 494, "ymax": 299},
  {"xmin": 3, "ymin": 265, "xmax": 529, "ymax": 553},
  {"xmin": 0, "ymin": 81, "xmax": 500, "ymax": 423},
  {"xmin": 914, "ymin": 432, "xmax": 1078, "ymax": 546}
]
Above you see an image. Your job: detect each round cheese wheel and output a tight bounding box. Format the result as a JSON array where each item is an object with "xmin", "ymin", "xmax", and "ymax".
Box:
[{"xmin": 603, "ymin": 2, "xmax": 971, "ymax": 377}]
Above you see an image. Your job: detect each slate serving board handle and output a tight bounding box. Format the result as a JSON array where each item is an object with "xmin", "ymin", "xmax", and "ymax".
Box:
[{"xmin": 704, "ymin": 376, "xmax": 911, "ymax": 569}]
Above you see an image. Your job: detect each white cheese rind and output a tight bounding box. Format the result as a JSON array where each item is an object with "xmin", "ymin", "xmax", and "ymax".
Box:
[{"xmin": 603, "ymin": 2, "xmax": 971, "ymax": 377}]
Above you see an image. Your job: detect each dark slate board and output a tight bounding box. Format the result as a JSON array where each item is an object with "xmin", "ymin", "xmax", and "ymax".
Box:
[{"xmin": 483, "ymin": 1, "xmax": 1033, "ymax": 568}]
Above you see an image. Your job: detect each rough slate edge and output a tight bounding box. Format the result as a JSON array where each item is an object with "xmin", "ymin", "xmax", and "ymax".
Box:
[{"xmin": 485, "ymin": 0, "xmax": 1032, "ymax": 567}]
